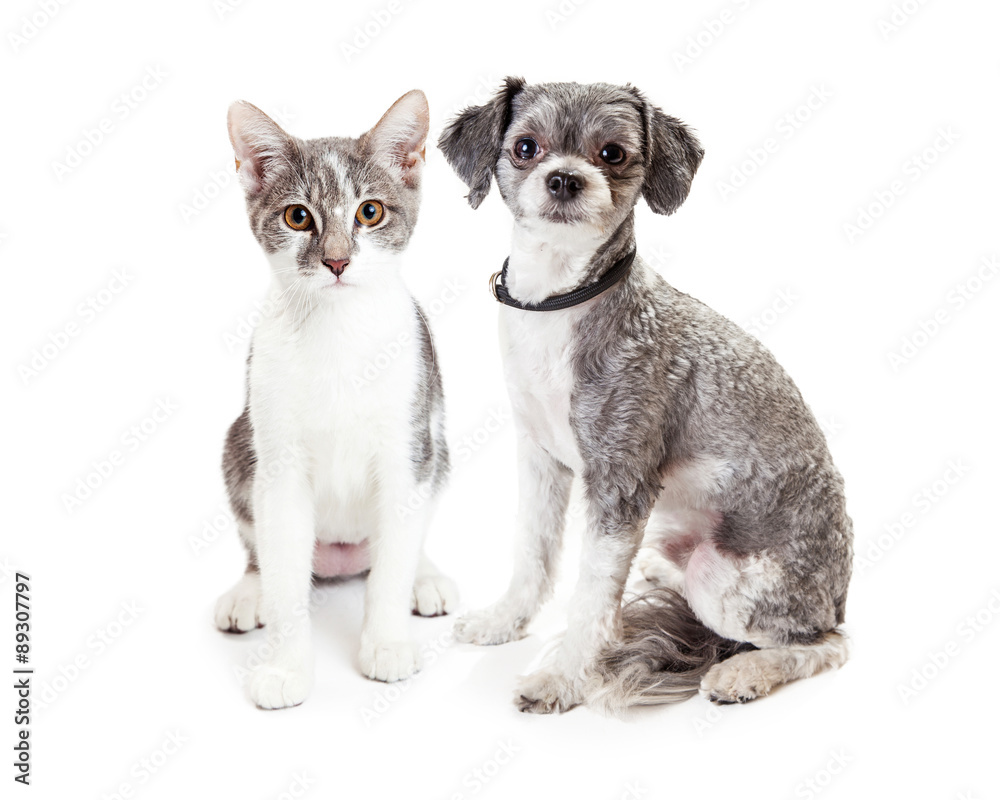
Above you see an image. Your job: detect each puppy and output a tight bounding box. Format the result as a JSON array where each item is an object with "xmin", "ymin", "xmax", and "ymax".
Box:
[{"xmin": 438, "ymin": 79, "xmax": 853, "ymax": 714}]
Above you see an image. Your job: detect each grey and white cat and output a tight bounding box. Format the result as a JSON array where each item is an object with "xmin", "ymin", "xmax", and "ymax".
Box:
[{"xmin": 214, "ymin": 91, "xmax": 456, "ymax": 709}]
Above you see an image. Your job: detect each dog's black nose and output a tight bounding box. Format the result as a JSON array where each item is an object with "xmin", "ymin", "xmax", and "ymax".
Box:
[{"xmin": 547, "ymin": 170, "xmax": 585, "ymax": 200}]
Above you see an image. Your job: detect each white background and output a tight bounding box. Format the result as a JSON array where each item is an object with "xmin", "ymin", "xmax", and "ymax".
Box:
[{"xmin": 4, "ymin": 0, "xmax": 999, "ymax": 798}]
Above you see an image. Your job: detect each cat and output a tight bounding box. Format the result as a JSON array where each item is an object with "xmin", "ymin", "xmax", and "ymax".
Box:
[{"xmin": 213, "ymin": 90, "xmax": 457, "ymax": 709}]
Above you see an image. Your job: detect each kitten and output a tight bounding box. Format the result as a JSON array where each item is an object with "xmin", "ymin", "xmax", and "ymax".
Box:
[{"xmin": 213, "ymin": 91, "xmax": 457, "ymax": 709}]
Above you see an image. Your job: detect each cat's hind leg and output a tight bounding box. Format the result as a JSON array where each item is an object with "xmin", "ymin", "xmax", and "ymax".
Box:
[
  {"xmin": 215, "ymin": 559, "xmax": 263, "ymax": 632},
  {"xmin": 215, "ymin": 521, "xmax": 264, "ymax": 632},
  {"xmin": 411, "ymin": 553, "xmax": 458, "ymax": 617},
  {"xmin": 216, "ymin": 411, "xmax": 265, "ymax": 633}
]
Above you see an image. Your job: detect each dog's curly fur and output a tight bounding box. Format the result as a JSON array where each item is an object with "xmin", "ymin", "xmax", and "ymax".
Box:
[{"xmin": 439, "ymin": 79, "xmax": 852, "ymax": 713}]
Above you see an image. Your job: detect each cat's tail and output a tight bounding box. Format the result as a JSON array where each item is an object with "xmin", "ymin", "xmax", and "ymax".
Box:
[{"xmin": 587, "ymin": 587, "xmax": 754, "ymax": 714}]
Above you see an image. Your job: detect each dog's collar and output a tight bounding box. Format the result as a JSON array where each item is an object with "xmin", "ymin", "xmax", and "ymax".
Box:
[{"xmin": 489, "ymin": 249, "xmax": 636, "ymax": 312}]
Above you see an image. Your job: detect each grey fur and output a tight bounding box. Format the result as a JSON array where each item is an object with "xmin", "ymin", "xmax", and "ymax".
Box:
[
  {"xmin": 439, "ymin": 79, "xmax": 853, "ymax": 711},
  {"xmin": 593, "ymin": 588, "xmax": 755, "ymax": 706},
  {"xmin": 222, "ymin": 404, "xmax": 254, "ymax": 527},
  {"xmin": 439, "ymin": 80, "xmax": 702, "ymax": 221},
  {"xmin": 438, "ymin": 76, "xmax": 525, "ymax": 209},
  {"xmin": 239, "ymin": 130, "xmax": 422, "ymax": 261},
  {"xmin": 409, "ymin": 301, "xmax": 450, "ymax": 492},
  {"xmin": 571, "ymin": 262, "xmax": 852, "ymax": 644},
  {"xmin": 222, "ymin": 104, "xmax": 448, "ymax": 581}
]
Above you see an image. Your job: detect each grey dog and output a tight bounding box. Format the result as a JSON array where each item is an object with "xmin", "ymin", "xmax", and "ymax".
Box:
[{"xmin": 438, "ymin": 78, "xmax": 853, "ymax": 714}]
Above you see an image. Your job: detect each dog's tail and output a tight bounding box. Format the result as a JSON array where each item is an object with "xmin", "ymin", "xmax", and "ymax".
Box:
[{"xmin": 588, "ymin": 587, "xmax": 753, "ymax": 714}]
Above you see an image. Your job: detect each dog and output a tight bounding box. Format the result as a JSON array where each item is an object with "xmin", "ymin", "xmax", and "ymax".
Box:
[{"xmin": 438, "ymin": 78, "xmax": 853, "ymax": 714}]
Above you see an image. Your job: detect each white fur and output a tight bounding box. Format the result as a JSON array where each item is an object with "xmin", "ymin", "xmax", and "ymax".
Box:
[
  {"xmin": 219, "ymin": 93, "xmax": 455, "ymax": 709},
  {"xmin": 452, "ymin": 222, "xmax": 597, "ymax": 645},
  {"xmin": 634, "ymin": 547, "xmax": 686, "ymax": 592},
  {"xmin": 505, "ymin": 210, "xmax": 609, "ymax": 304},
  {"xmin": 684, "ymin": 544, "xmax": 787, "ymax": 647},
  {"xmin": 228, "ymin": 101, "xmax": 291, "ymax": 195},
  {"xmin": 498, "ymin": 218, "xmax": 606, "ymax": 471},
  {"xmin": 214, "ymin": 563, "xmax": 263, "ymax": 632},
  {"xmin": 458, "ymin": 222, "xmax": 640, "ymax": 710},
  {"xmin": 516, "ymin": 155, "xmax": 614, "ymax": 243},
  {"xmin": 638, "ymin": 457, "xmax": 788, "ymax": 647},
  {"xmin": 366, "ymin": 90, "xmax": 429, "ymax": 184},
  {"xmin": 412, "ymin": 554, "xmax": 459, "ymax": 617},
  {"xmin": 234, "ymin": 248, "xmax": 453, "ymax": 708}
]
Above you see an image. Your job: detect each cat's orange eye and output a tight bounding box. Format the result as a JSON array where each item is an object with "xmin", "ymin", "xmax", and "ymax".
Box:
[
  {"xmin": 355, "ymin": 200, "xmax": 385, "ymax": 227},
  {"xmin": 284, "ymin": 205, "xmax": 313, "ymax": 231}
]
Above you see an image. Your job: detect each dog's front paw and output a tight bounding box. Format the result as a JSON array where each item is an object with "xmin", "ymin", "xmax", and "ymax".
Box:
[
  {"xmin": 454, "ymin": 606, "xmax": 527, "ymax": 646},
  {"xmin": 360, "ymin": 640, "xmax": 422, "ymax": 683},
  {"xmin": 515, "ymin": 669, "xmax": 583, "ymax": 714},
  {"xmin": 412, "ymin": 574, "xmax": 458, "ymax": 617},
  {"xmin": 249, "ymin": 662, "xmax": 313, "ymax": 709},
  {"xmin": 700, "ymin": 652, "xmax": 772, "ymax": 705}
]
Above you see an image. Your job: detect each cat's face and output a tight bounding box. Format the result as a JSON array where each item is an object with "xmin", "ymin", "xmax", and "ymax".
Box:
[{"xmin": 228, "ymin": 92, "xmax": 428, "ymax": 296}]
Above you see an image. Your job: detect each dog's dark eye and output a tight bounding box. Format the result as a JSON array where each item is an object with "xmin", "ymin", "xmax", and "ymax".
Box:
[
  {"xmin": 284, "ymin": 204, "xmax": 313, "ymax": 230},
  {"xmin": 600, "ymin": 144, "xmax": 626, "ymax": 165},
  {"xmin": 514, "ymin": 138, "xmax": 539, "ymax": 160}
]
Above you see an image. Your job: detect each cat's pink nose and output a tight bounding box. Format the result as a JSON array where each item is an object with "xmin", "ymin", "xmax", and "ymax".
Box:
[{"xmin": 323, "ymin": 258, "xmax": 349, "ymax": 277}]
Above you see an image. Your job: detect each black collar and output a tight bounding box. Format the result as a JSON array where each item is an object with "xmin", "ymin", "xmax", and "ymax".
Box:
[{"xmin": 489, "ymin": 249, "xmax": 636, "ymax": 312}]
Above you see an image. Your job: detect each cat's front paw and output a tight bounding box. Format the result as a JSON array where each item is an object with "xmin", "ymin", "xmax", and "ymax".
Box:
[
  {"xmin": 249, "ymin": 662, "xmax": 313, "ymax": 709},
  {"xmin": 359, "ymin": 640, "xmax": 422, "ymax": 683},
  {"xmin": 214, "ymin": 572, "xmax": 263, "ymax": 633},
  {"xmin": 515, "ymin": 668, "xmax": 583, "ymax": 714},
  {"xmin": 453, "ymin": 606, "xmax": 527, "ymax": 646},
  {"xmin": 411, "ymin": 574, "xmax": 458, "ymax": 617}
]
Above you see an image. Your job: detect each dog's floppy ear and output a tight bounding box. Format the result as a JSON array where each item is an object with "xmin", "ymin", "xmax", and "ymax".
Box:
[
  {"xmin": 437, "ymin": 76, "xmax": 525, "ymax": 209},
  {"xmin": 629, "ymin": 88, "xmax": 704, "ymax": 216}
]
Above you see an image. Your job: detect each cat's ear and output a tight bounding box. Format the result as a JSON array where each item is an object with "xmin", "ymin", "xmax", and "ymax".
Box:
[
  {"xmin": 360, "ymin": 90, "xmax": 429, "ymax": 189},
  {"xmin": 437, "ymin": 76, "xmax": 525, "ymax": 209},
  {"xmin": 227, "ymin": 101, "xmax": 296, "ymax": 195}
]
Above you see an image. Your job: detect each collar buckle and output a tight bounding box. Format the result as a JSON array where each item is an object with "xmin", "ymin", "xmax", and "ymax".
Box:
[{"xmin": 489, "ymin": 269, "xmax": 503, "ymax": 301}]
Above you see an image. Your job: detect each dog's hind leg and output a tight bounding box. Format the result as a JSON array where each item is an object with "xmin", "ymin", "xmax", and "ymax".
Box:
[
  {"xmin": 700, "ymin": 631, "xmax": 849, "ymax": 704},
  {"xmin": 634, "ymin": 546, "xmax": 686, "ymax": 592},
  {"xmin": 684, "ymin": 538, "xmax": 850, "ymax": 704}
]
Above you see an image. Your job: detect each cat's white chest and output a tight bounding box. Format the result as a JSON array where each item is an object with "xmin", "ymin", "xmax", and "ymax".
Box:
[
  {"xmin": 249, "ymin": 285, "xmax": 418, "ymax": 537},
  {"xmin": 499, "ymin": 307, "xmax": 584, "ymax": 474}
]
